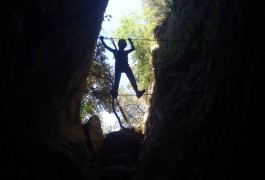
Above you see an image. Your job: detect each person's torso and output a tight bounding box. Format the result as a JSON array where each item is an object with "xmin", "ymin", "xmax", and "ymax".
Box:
[{"xmin": 114, "ymin": 50, "xmax": 129, "ymax": 68}]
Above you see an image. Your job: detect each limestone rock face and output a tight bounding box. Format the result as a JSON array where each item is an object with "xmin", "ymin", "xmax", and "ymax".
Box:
[
  {"xmin": 83, "ymin": 115, "xmax": 104, "ymax": 158},
  {"xmin": 101, "ymin": 130, "xmax": 142, "ymax": 180},
  {"xmin": 136, "ymin": 0, "xmax": 265, "ymax": 180},
  {"xmin": 0, "ymin": 0, "xmax": 107, "ymax": 179}
]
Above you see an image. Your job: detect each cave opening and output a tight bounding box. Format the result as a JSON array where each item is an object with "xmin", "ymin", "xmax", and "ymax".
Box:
[
  {"xmin": 1, "ymin": 0, "xmax": 265, "ymax": 179},
  {"xmin": 80, "ymin": 0, "xmax": 167, "ymax": 135}
]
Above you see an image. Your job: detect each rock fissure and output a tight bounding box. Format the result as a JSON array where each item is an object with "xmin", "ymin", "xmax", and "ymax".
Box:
[{"xmin": 1, "ymin": 0, "xmax": 265, "ymax": 179}]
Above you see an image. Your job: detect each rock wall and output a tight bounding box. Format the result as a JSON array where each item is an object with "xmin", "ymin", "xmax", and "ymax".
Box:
[
  {"xmin": 0, "ymin": 0, "xmax": 107, "ymax": 179},
  {"xmin": 83, "ymin": 115, "xmax": 104, "ymax": 158},
  {"xmin": 136, "ymin": 0, "xmax": 265, "ymax": 179}
]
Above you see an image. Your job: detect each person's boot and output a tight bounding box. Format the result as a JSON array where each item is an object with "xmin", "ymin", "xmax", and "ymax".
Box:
[
  {"xmin": 136, "ymin": 89, "xmax": 145, "ymax": 98},
  {"xmin": 110, "ymin": 90, "xmax": 118, "ymax": 99}
]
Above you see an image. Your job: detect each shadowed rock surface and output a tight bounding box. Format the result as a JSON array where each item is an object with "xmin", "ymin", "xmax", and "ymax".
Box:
[
  {"xmin": 1, "ymin": 0, "xmax": 265, "ymax": 180},
  {"xmin": 83, "ymin": 115, "xmax": 104, "ymax": 158},
  {"xmin": 1, "ymin": 0, "xmax": 107, "ymax": 179},
  {"xmin": 135, "ymin": 0, "xmax": 265, "ymax": 180},
  {"xmin": 101, "ymin": 130, "xmax": 142, "ymax": 180}
]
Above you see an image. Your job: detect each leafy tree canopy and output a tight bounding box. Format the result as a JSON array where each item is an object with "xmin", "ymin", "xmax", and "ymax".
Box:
[
  {"xmin": 113, "ymin": 7, "xmax": 157, "ymax": 92},
  {"xmin": 80, "ymin": 0, "xmax": 173, "ymax": 130},
  {"xmin": 142, "ymin": 0, "xmax": 172, "ymax": 20},
  {"xmin": 80, "ymin": 41, "xmax": 114, "ymax": 122}
]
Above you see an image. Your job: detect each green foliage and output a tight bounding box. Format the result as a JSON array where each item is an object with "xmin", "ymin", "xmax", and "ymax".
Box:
[
  {"xmin": 101, "ymin": 120, "xmax": 120, "ymax": 135},
  {"xmin": 109, "ymin": 2, "xmax": 173, "ymax": 130},
  {"xmin": 117, "ymin": 87, "xmax": 146, "ymax": 130},
  {"xmin": 113, "ymin": 1, "xmax": 173, "ymax": 91},
  {"xmin": 113, "ymin": 7, "xmax": 157, "ymax": 91},
  {"xmin": 80, "ymin": 41, "xmax": 114, "ymax": 121},
  {"xmin": 81, "ymin": 1, "xmax": 174, "ymax": 129},
  {"xmin": 80, "ymin": 99, "xmax": 94, "ymax": 120},
  {"xmin": 142, "ymin": 0, "xmax": 172, "ymax": 21}
]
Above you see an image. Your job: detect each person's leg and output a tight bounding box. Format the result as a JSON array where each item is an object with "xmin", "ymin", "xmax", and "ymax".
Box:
[
  {"xmin": 125, "ymin": 66, "xmax": 145, "ymax": 98},
  {"xmin": 125, "ymin": 66, "xmax": 138, "ymax": 92}
]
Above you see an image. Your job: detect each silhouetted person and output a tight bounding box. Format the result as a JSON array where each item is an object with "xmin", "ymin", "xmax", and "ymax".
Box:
[{"xmin": 100, "ymin": 36, "xmax": 145, "ymax": 99}]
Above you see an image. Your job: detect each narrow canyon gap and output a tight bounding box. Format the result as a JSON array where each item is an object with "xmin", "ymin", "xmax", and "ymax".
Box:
[{"xmin": 1, "ymin": 0, "xmax": 265, "ymax": 180}]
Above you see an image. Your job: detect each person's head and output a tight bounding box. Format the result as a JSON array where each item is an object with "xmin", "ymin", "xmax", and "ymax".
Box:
[{"xmin": 118, "ymin": 39, "xmax": 127, "ymax": 49}]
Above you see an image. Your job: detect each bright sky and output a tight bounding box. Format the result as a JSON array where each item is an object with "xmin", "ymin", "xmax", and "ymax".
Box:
[
  {"xmin": 100, "ymin": 0, "xmax": 142, "ymax": 130},
  {"xmin": 101, "ymin": 0, "xmax": 142, "ymax": 37}
]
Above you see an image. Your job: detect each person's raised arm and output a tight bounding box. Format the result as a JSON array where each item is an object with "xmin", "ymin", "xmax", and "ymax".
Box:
[
  {"xmin": 126, "ymin": 38, "xmax": 135, "ymax": 53},
  {"xmin": 99, "ymin": 36, "xmax": 115, "ymax": 52}
]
